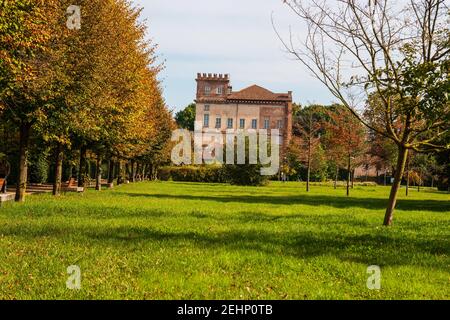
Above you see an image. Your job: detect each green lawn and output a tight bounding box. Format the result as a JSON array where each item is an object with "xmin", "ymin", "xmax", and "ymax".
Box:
[{"xmin": 0, "ymin": 181, "xmax": 449, "ymax": 299}]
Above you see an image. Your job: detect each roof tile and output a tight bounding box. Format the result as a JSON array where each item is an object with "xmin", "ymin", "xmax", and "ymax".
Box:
[{"xmin": 228, "ymin": 85, "xmax": 291, "ymax": 102}]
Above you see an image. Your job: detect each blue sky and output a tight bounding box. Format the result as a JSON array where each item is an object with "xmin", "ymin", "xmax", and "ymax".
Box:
[{"xmin": 132, "ymin": 0, "xmax": 336, "ymax": 112}]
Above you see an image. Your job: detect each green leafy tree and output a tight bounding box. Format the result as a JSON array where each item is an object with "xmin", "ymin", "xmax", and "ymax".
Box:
[
  {"xmin": 435, "ymin": 150, "xmax": 450, "ymax": 191},
  {"xmin": 175, "ymin": 103, "xmax": 196, "ymax": 131}
]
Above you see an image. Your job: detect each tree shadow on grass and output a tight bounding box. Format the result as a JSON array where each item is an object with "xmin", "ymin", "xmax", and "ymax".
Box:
[
  {"xmin": 115, "ymin": 192, "xmax": 450, "ymax": 213},
  {"xmin": 1, "ymin": 223, "xmax": 448, "ymax": 272},
  {"xmin": 235, "ymin": 211, "xmax": 374, "ymax": 228}
]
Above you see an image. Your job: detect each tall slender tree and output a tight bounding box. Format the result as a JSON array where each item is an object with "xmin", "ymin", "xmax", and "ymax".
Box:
[
  {"xmin": 294, "ymin": 105, "xmax": 322, "ymax": 191},
  {"xmin": 324, "ymin": 107, "xmax": 367, "ymax": 196}
]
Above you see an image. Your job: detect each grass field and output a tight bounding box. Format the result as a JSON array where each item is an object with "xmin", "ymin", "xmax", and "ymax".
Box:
[{"xmin": 0, "ymin": 181, "xmax": 449, "ymax": 300}]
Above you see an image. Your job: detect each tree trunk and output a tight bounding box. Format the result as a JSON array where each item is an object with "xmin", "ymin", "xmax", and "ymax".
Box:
[
  {"xmin": 142, "ymin": 164, "xmax": 147, "ymax": 180},
  {"xmin": 15, "ymin": 122, "xmax": 31, "ymax": 202},
  {"xmin": 351, "ymin": 169, "xmax": 355, "ymax": 189},
  {"xmin": 384, "ymin": 170, "xmax": 387, "ymax": 186},
  {"xmin": 306, "ymin": 138, "xmax": 311, "ymax": 192},
  {"xmin": 334, "ymin": 167, "xmax": 339, "ymax": 189},
  {"xmin": 53, "ymin": 142, "xmax": 64, "ymax": 196},
  {"xmin": 417, "ymin": 170, "xmax": 421, "ymax": 192},
  {"xmin": 148, "ymin": 164, "xmax": 153, "ymax": 180},
  {"xmin": 346, "ymin": 154, "xmax": 351, "ymax": 197},
  {"xmin": 131, "ymin": 160, "xmax": 136, "ymax": 182},
  {"xmin": 405, "ymin": 156, "xmax": 410, "ymax": 197},
  {"xmin": 384, "ymin": 145, "xmax": 409, "ymax": 226},
  {"xmin": 136, "ymin": 162, "xmax": 141, "ymax": 181},
  {"xmin": 108, "ymin": 160, "xmax": 115, "ymax": 184},
  {"xmin": 406, "ymin": 169, "xmax": 410, "ymax": 197},
  {"xmin": 115, "ymin": 161, "xmax": 120, "ymax": 180},
  {"xmin": 95, "ymin": 155, "xmax": 102, "ymax": 191},
  {"xmin": 117, "ymin": 161, "xmax": 123, "ymax": 185},
  {"xmin": 125, "ymin": 162, "xmax": 130, "ymax": 182},
  {"xmin": 78, "ymin": 145, "xmax": 87, "ymax": 188}
]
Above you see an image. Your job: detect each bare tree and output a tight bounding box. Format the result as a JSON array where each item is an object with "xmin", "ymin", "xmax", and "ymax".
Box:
[{"xmin": 275, "ymin": 0, "xmax": 450, "ymax": 226}]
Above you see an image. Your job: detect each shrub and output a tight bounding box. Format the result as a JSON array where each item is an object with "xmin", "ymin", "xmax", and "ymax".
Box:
[
  {"xmin": 29, "ymin": 153, "xmax": 49, "ymax": 184},
  {"xmin": 437, "ymin": 177, "xmax": 449, "ymax": 192},
  {"xmin": 222, "ymin": 136, "xmax": 271, "ymax": 186},
  {"xmin": 157, "ymin": 166, "xmax": 227, "ymax": 183},
  {"xmin": 158, "ymin": 165, "xmax": 269, "ymax": 186},
  {"xmin": 158, "ymin": 167, "xmax": 172, "ymax": 181},
  {"xmin": 224, "ymin": 163, "xmax": 269, "ymax": 186}
]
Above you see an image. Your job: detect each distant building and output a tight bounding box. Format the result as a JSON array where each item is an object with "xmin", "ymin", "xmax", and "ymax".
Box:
[{"xmin": 194, "ymin": 73, "xmax": 293, "ymax": 153}]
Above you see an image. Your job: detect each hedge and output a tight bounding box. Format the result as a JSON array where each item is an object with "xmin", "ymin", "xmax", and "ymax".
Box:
[
  {"xmin": 158, "ymin": 165, "xmax": 269, "ymax": 186},
  {"xmin": 158, "ymin": 166, "xmax": 227, "ymax": 183}
]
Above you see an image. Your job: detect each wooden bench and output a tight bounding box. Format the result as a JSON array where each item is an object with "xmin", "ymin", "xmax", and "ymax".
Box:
[
  {"xmin": 62, "ymin": 178, "xmax": 84, "ymax": 193},
  {"xmin": 71, "ymin": 178, "xmax": 85, "ymax": 193},
  {"xmin": 68, "ymin": 178, "xmax": 77, "ymax": 188},
  {"xmin": 0, "ymin": 178, "xmax": 5, "ymax": 193}
]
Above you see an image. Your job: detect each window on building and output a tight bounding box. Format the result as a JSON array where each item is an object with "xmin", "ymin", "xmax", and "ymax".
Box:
[
  {"xmin": 204, "ymin": 105, "xmax": 210, "ymax": 111},
  {"xmin": 240, "ymin": 119, "xmax": 245, "ymax": 129},
  {"xmin": 251, "ymin": 119, "xmax": 257, "ymax": 129},
  {"xmin": 216, "ymin": 86, "xmax": 223, "ymax": 95},
  {"xmin": 204, "ymin": 114, "xmax": 210, "ymax": 128},
  {"xmin": 205, "ymin": 86, "xmax": 211, "ymax": 95},
  {"xmin": 264, "ymin": 118, "xmax": 270, "ymax": 129},
  {"xmin": 215, "ymin": 117, "xmax": 221, "ymax": 129},
  {"xmin": 227, "ymin": 118, "xmax": 233, "ymax": 129},
  {"xmin": 277, "ymin": 120, "xmax": 283, "ymax": 129}
]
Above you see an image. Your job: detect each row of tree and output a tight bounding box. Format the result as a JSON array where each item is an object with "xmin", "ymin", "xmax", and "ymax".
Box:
[
  {"xmin": 286, "ymin": 103, "xmax": 449, "ymax": 196},
  {"xmin": 0, "ymin": 0, "xmax": 174, "ymax": 201},
  {"xmin": 287, "ymin": 104, "xmax": 366, "ymax": 196}
]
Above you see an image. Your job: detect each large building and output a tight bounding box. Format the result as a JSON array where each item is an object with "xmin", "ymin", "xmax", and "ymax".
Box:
[{"xmin": 194, "ymin": 73, "xmax": 293, "ymax": 151}]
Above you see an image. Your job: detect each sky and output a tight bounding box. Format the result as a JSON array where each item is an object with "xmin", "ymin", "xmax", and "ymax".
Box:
[{"xmin": 132, "ymin": 0, "xmax": 336, "ymax": 112}]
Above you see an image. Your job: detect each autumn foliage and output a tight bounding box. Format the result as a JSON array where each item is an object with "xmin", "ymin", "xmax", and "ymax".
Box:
[{"xmin": 0, "ymin": 0, "xmax": 173, "ymax": 201}]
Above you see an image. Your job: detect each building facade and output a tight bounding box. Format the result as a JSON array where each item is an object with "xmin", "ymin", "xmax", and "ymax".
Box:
[{"xmin": 194, "ymin": 73, "xmax": 293, "ymax": 152}]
